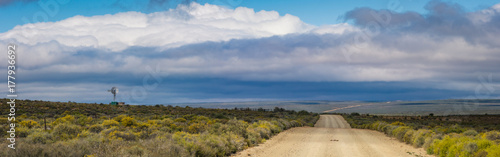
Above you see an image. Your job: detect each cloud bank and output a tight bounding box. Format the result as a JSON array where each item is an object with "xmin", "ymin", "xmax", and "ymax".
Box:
[
  {"xmin": 1, "ymin": 3, "xmax": 315, "ymax": 51},
  {"xmin": 1, "ymin": 1, "xmax": 499, "ymax": 103}
]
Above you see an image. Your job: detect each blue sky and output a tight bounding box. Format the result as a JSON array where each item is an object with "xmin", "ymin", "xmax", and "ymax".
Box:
[{"xmin": 0, "ymin": 0, "xmax": 499, "ymax": 104}]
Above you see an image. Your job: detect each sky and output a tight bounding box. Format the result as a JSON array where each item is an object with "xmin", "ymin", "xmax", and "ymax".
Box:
[{"xmin": 0, "ymin": 0, "xmax": 499, "ymax": 104}]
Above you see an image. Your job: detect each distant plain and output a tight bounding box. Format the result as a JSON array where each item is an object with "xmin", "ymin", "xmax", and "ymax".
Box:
[{"xmin": 172, "ymin": 99, "xmax": 500, "ymax": 115}]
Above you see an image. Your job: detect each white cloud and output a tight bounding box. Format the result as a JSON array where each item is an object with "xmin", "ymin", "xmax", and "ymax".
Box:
[
  {"xmin": 0, "ymin": 3, "xmax": 316, "ymax": 51},
  {"xmin": 467, "ymin": 3, "xmax": 500, "ymax": 24}
]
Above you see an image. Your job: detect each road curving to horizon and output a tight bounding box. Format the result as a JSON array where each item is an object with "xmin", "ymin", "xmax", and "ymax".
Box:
[{"xmin": 233, "ymin": 115, "xmax": 431, "ymax": 157}]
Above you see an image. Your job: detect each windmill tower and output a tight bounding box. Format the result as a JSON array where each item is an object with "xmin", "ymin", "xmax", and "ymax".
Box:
[{"xmin": 108, "ymin": 87, "xmax": 118, "ymax": 105}]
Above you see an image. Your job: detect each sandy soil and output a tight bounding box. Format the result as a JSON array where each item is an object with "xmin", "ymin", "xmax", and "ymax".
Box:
[{"xmin": 233, "ymin": 115, "xmax": 431, "ymax": 157}]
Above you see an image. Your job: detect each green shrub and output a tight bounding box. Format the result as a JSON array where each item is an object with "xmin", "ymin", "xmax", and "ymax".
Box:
[
  {"xmin": 120, "ymin": 116, "xmax": 138, "ymax": 127},
  {"xmin": 52, "ymin": 115, "xmax": 75, "ymax": 125},
  {"xmin": 77, "ymin": 116, "xmax": 93, "ymax": 126},
  {"xmin": 102, "ymin": 119, "xmax": 119, "ymax": 128},
  {"xmin": 174, "ymin": 118, "xmax": 187, "ymax": 123},
  {"xmin": 222, "ymin": 119, "xmax": 248, "ymax": 136},
  {"xmin": 423, "ymin": 133, "xmax": 441, "ymax": 150},
  {"xmin": 140, "ymin": 136, "xmax": 190, "ymax": 157},
  {"xmin": 127, "ymin": 145, "xmax": 145, "ymax": 156},
  {"xmin": 413, "ymin": 129, "xmax": 432, "ymax": 147},
  {"xmin": 112, "ymin": 115, "xmax": 128, "ymax": 122},
  {"xmin": 403, "ymin": 129, "xmax": 414, "ymax": 144},
  {"xmin": 20, "ymin": 120, "xmax": 39, "ymax": 129},
  {"xmin": 245, "ymin": 127, "xmax": 261, "ymax": 146},
  {"xmin": 391, "ymin": 121, "xmax": 405, "ymax": 126},
  {"xmin": 52, "ymin": 123, "xmax": 81, "ymax": 140},
  {"xmin": 159, "ymin": 118, "xmax": 174, "ymax": 126},
  {"xmin": 0, "ymin": 118, "xmax": 8, "ymax": 124},
  {"xmin": 476, "ymin": 138, "xmax": 494, "ymax": 150},
  {"xmin": 464, "ymin": 142, "xmax": 478, "ymax": 155},
  {"xmin": 188, "ymin": 122, "xmax": 207, "ymax": 133},
  {"xmin": 27, "ymin": 130, "xmax": 52, "ymax": 144},
  {"xmin": 88, "ymin": 124, "xmax": 104, "ymax": 133},
  {"xmin": 112, "ymin": 130, "xmax": 137, "ymax": 141},
  {"xmin": 485, "ymin": 144, "xmax": 500, "ymax": 157},
  {"xmin": 463, "ymin": 129, "xmax": 479, "ymax": 136},
  {"xmin": 430, "ymin": 135, "xmax": 458, "ymax": 156},
  {"xmin": 17, "ymin": 126, "xmax": 31, "ymax": 138},
  {"xmin": 383, "ymin": 125, "xmax": 398, "ymax": 135},
  {"xmin": 173, "ymin": 131, "xmax": 199, "ymax": 153},
  {"xmin": 392, "ymin": 126, "xmax": 411, "ymax": 141},
  {"xmin": 483, "ymin": 131, "xmax": 500, "ymax": 141}
]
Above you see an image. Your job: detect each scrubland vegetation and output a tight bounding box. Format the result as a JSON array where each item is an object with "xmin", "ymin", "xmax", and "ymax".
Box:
[
  {"xmin": 0, "ymin": 99, "xmax": 319, "ymax": 157},
  {"xmin": 344, "ymin": 113, "xmax": 500, "ymax": 157}
]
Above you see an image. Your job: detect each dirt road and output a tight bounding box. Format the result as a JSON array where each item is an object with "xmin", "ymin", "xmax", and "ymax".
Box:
[{"xmin": 234, "ymin": 115, "xmax": 430, "ymax": 157}]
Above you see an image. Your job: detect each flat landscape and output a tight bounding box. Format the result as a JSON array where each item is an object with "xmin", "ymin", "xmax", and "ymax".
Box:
[
  {"xmin": 234, "ymin": 115, "xmax": 429, "ymax": 157},
  {"xmin": 175, "ymin": 99, "xmax": 500, "ymax": 115}
]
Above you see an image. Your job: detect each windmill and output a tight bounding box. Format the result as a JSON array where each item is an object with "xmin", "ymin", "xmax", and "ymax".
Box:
[{"xmin": 108, "ymin": 87, "xmax": 118, "ymax": 104}]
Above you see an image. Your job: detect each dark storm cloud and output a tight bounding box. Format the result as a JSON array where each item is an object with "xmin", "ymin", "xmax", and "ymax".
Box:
[{"xmin": 344, "ymin": 0, "xmax": 500, "ymax": 46}]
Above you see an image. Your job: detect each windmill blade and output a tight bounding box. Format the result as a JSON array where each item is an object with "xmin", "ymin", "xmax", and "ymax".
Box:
[{"xmin": 110, "ymin": 87, "xmax": 117, "ymax": 94}]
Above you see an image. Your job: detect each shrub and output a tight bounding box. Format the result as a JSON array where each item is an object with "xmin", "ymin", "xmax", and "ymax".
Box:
[
  {"xmin": 423, "ymin": 133, "xmax": 441, "ymax": 150},
  {"xmin": 159, "ymin": 118, "xmax": 174, "ymax": 126},
  {"xmin": 446, "ymin": 124, "xmax": 466, "ymax": 134},
  {"xmin": 483, "ymin": 131, "xmax": 500, "ymax": 141},
  {"xmin": 120, "ymin": 116, "xmax": 138, "ymax": 127},
  {"xmin": 403, "ymin": 129, "xmax": 414, "ymax": 144},
  {"xmin": 173, "ymin": 131, "xmax": 199, "ymax": 153},
  {"xmin": 141, "ymin": 137, "xmax": 190, "ymax": 157},
  {"xmin": 195, "ymin": 133, "xmax": 226, "ymax": 156},
  {"xmin": 188, "ymin": 123, "xmax": 207, "ymax": 133},
  {"xmin": 383, "ymin": 125, "xmax": 398, "ymax": 135},
  {"xmin": 52, "ymin": 115, "xmax": 75, "ymax": 125},
  {"xmin": 116, "ymin": 131, "xmax": 138, "ymax": 141},
  {"xmin": 88, "ymin": 124, "xmax": 104, "ymax": 133},
  {"xmin": 27, "ymin": 130, "xmax": 52, "ymax": 144},
  {"xmin": 112, "ymin": 115, "xmax": 128, "ymax": 122},
  {"xmin": 476, "ymin": 138, "xmax": 494, "ymax": 150},
  {"xmin": 224, "ymin": 132, "xmax": 246, "ymax": 153},
  {"xmin": 52, "ymin": 123, "xmax": 81, "ymax": 140},
  {"xmin": 134, "ymin": 130, "xmax": 150, "ymax": 139},
  {"xmin": 372, "ymin": 121, "xmax": 389, "ymax": 131},
  {"xmin": 77, "ymin": 116, "xmax": 93, "ymax": 126},
  {"xmin": 0, "ymin": 118, "xmax": 8, "ymax": 124},
  {"xmin": 224, "ymin": 119, "xmax": 248, "ymax": 136},
  {"xmin": 463, "ymin": 129, "xmax": 479, "ymax": 136},
  {"xmin": 102, "ymin": 120, "xmax": 119, "ymax": 128},
  {"xmin": 133, "ymin": 122, "xmax": 151, "ymax": 132},
  {"xmin": 485, "ymin": 144, "xmax": 500, "ymax": 157},
  {"xmin": 391, "ymin": 121, "xmax": 405, "ymax": 126},
  {"xmin": 392, "ymin": 126, "xmax": 411, "ymax": 141},
  {"xmin": 430, "ymin": 135, "xmax": 458, "ymax": 156},
  {"xmin": 464, "ymin": 142, "xmax": 478, "ymax": 155},
  {"xmin": 20, "ymin": 120, "xmax": 39, "ymax": 129},
  {"xmin": 413, "ymin": 129, "xmax": 432, "ymax": 147},
  {"xmin": 77, "ymin": 130, "xmax": 92, "ymax": 138},
  {"xmin": 17, "ymin": 126, "xmax": 31, "ymax": 138},
  {"xmin": 106, "ymin": 129, "xmax": 137, "ymax": 141},
  {"xmin": 127, "ymin": 145, "xmax": 145, "ymax": 156},
  {"xmin": 174, "ymin": 118, "xmax": 187, "ymax": 123}
]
